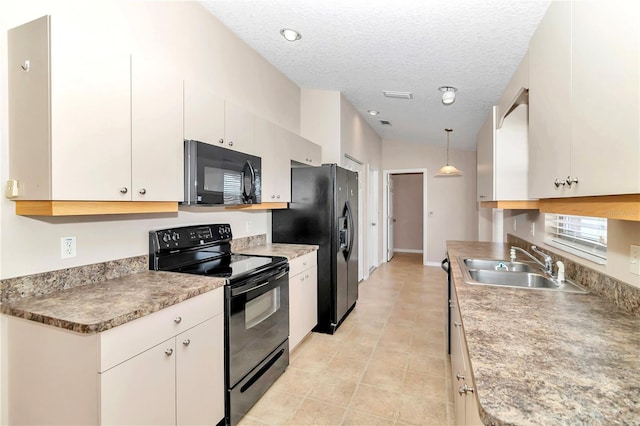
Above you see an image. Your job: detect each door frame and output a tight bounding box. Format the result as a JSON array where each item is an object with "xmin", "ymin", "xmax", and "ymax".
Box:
[
  {"xmin": 342, "ymin": 155, "xmax": 365, "ymax": 281},
  {"xmin": 382, "ymin": 168, "xmax": 428, "ymax": 266},
  {"xmin": 368, "ymin": 166, "xmax": 379, "ymax": 275}
]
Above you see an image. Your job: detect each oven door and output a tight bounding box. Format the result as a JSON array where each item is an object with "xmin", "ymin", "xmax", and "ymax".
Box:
[{"xmin": 226, "ymin": 263, "xmax": 289, "ymax": 388}]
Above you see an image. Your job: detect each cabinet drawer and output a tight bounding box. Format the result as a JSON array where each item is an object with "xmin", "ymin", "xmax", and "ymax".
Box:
[
  {"xmin": 99, "ymin": 288, "xmax": 223, "ymax": 372},
  {"xmin": 288, "ymin": 251, "xmax": 317, "ymax": 277}
]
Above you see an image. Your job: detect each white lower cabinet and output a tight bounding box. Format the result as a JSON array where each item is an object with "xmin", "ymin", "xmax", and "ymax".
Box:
[
  {"xmin": 5, "ymin": 288, "xmax": 224, "ymax": 426},
  {"xmin": 288, "ymin": 252, "xmax": 318, "ymax": 351},
  {"xmin": 450, "ymin": 284, "xmax": 482, "ymax": 426}
]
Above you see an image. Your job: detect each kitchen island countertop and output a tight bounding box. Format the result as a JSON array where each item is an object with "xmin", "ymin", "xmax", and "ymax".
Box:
[{"xmin": 447, "ymin": 241, "xmax": 640, "ymax": 425}]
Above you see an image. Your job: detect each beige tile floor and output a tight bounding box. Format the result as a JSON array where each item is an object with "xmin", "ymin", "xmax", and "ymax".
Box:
[{"xmin": 239, "ymin": 253, "xmax": 454, "ymax": 426}]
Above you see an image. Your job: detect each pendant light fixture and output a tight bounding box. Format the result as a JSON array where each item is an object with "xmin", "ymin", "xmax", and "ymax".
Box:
[{"xmin": 435, "ymin": 128, "xmax": 463, "ymax": 177}]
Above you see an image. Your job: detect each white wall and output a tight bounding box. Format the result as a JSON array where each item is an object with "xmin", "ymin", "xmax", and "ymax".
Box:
[
  {"xmin": 382, "ymin": 140, "xmax": 478, "ymax": 263},
  {"xmin": 504, "ymin": 210, "xmax": 640, "ymax": 289},
  {"xmin": 0, "ymin": 1, "xmax": 302, "ymax": 279}
]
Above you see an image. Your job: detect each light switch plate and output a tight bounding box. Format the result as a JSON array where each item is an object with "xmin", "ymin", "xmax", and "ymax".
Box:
[{"xmin": 631, "ymin": 245, "xmax": 640, "ymax": 276}]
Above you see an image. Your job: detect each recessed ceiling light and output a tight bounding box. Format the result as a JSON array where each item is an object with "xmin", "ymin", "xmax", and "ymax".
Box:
[
  {"xmin": 383, "ymin": 91, "xmax": 413, "ymax": 99},
  {"xmin": 368, "ymin": 110, "xmax": 380, "ymax": 116},
  {"xmin": 280, "ymin": 28, "xmax": 301, "ymax": 42},
  {"xmin": 438, "ymin": 86, "xmax": 457, "ymax": 105}
]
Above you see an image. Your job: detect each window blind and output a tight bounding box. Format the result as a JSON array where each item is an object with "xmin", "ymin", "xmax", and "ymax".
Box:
[{"xmin": 545, "ymin": 214, "xmax": 607, "ymax": 261}]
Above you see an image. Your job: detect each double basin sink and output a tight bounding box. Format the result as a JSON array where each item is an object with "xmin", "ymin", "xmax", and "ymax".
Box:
[{"xmin": 459, "ymin": 258, "xmax": 588, "ymax": 293}]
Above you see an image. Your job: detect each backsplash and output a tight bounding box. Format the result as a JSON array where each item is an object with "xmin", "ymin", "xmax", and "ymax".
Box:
[
  {"xmin": 231, "ymin": 234, "xmax": 267, "ymax": 251},
  {"xmin": 0, "ymin": 255, "xmax": 148, "ymax": 305},
  {"xmin": 508, "ymin": 234, "xmax": 640, "ymax": 317},
  {"xmin": 0, "ymin": 234, "xmax": 268, "ymax": 305}
]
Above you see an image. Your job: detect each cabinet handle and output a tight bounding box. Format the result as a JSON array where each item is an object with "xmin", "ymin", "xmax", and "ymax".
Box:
[
  {"xmin": 566, "ymin": 176, "xmax": 579, "ymax": 187},
  {"xmin": 271, "ymin": 195, "xmax": 276, "ymax": 199},
  {"xmin": 458, "ymin": 384, "xmax": 474, "ymax": 395},
  {"xmin": 554, "ymin": 179, "xmax": 566, "ymax": 188},
  {"xmin": 139, "ymin": 188, "xmax": 146, "ymax": 195},
  {"xmin": 21, "ymin": 60, "xmax": 30, "ymax": 71},
  {"xmin": 219, "ymin": 138, "xmax": 224, "ymax": 144},
  {"xmin": 165, "ymin": 348, "xmax": 174, "ymax": 356},
  {"xmin": 183, "ymin": 339, "xmax": 191, "ymax": 347},
  {"xmin": 305, "ymin": 273, "xmax": 310, "ymax": 279},
  {"xmin": 174, "ymin": 316, "xmax": 182, "ymax": 324},
  {"xmin": 456, "ymin": 373, "xmax": 465, "ymax": 381},
  {"xmin": 120, "ymin": 187, "xmax": 128, "ymax": 194},
  {"xmin": 276, "ymin": 195, "xmax": 280, "ymax": 199},
  {"xmin": 454, "ymin": 322, "xmax": 462, "ymax": 327},
  {"xmin": 229, "ymin": 141, "xmax": 234, "ymax": 147},
  {"xmin": 300, "ymin": 276, "xmax": 305, "ymax": 282},
  {"xmin": 479, "ymin": 195, "xmax": 486, "ymax": 198}
]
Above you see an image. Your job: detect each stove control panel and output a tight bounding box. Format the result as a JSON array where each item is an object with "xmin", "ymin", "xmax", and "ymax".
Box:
[{"xmin": 150, "ymin": 224, "xmax": 233, "ymax": 251}]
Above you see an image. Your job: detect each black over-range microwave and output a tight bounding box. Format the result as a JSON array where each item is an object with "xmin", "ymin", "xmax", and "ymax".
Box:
[{"xmin": 183, "ymin": 140, "xmax": 262, "ymax": 206}]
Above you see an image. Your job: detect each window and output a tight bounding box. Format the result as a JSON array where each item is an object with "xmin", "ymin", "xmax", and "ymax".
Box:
[{"xmin": 545, "ymin": 214, "xmax": 607, "ymax": 264}]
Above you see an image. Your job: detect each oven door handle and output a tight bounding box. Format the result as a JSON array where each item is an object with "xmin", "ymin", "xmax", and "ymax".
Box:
[{"xmin": 231, "ymin": 268, "xmax": 288, "ymax": 297}]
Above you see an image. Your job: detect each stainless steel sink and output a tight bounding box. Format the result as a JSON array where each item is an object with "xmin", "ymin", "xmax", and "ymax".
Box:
[
  {"xmin": 463, "ymin": 258, "xmax": 538, "ymax": 272},
  {"xmin": 458, "ymin": 257, "xmax": 588, "ymax": 293}
]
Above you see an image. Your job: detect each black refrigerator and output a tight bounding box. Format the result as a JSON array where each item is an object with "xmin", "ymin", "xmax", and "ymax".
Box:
[{"xmin": 272, "ymin": 164, "xmax": 358, "ymax": 334}]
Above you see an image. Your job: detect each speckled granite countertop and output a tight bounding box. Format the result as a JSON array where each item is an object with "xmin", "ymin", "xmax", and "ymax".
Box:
[
  {"xmin": 234, "ymin": 243, "xmax": 318, "ymax": 260},
  {"xmin": 447, "ymin": 241, "xmax": 640, "ymax": 425},
  {"xmin": 0, "ymin": 271, "xmax": 225, "ymax": 334}
]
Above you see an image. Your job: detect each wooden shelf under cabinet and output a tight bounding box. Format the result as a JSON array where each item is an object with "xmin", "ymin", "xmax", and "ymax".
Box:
[
  {"xmin": 15, "ymin": 201, "xmax": 178, "ymax": 216},
  {"xmin": 225, "ymin": 202, "xmax": 288, "ymax": 211},
  {"xmin": 539, "ymin": 194, "xmax": 640, "ymax": 222},
  {"xmin": 479, "ymin": 200, "xmax": 540, "ymax": 210}
]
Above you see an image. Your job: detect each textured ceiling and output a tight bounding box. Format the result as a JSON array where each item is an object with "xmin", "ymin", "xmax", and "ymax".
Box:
[{"xmin": 200, "ymin": 0, "xmax": 550, "ymax": 151}]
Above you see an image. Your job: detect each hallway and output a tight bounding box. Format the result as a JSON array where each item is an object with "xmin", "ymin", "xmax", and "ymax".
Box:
[{"xmin": 239, "ymin": 253, "xmax": 454, "ymax": 425}]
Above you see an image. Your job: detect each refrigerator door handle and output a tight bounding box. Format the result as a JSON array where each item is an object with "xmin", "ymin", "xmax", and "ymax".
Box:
[{"xmin": 345, "ymin": 201, "xmax": 355, "ymax": 262}]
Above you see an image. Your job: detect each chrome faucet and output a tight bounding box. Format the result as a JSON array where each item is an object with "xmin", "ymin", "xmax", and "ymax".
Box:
[{"xmin": 510, "ymin": 246, "xmax": 554, "ymax": 277}]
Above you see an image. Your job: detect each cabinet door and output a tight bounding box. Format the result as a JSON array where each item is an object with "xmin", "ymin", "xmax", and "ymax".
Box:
[
  {"xmin": 184, "ymin": 79, "xmax": 225, "ymax": 144},
  {"xmin": 450, "ymin": 307, "xmax": 466, "ymax": 426},
  {"xmin": 302, "ymin": 265, "xmax": 318, "ymax": 336},
  {"xmin": 288, "ymin": 271, "xmax": 304, "ymax": 352},
  {"xmin": 476, "ymin": 107, "xmax": 495, "ymax": 202},
  {"xmin": 306, "ymin": 139, "xmax": 322, "ymax": 166},
  {"xmin": 131, "ymin": 55, "xmax": 183, "ymax": 201},
  {"xmin": 50, "ymin": 22, "xmax": 131, "ymax": 201},
  {"xmin": 224, "ymin": 101, "xmax": 255, "ymax": 154},
  {"xmin": 100, "ymin": 339, "xmax": 176, "ymax": 425},
  {"xmin": 497, "ymin": 52, "xmax": 528, "ymax": 129},
  {"xmin": 570, "ymin": 1, "xmax": 640, "ymax": 196},
  {"xmin": 255, "ymin": 118, "xmax": 292, "ymax": 202},
  {"xmin": 176, "ymin": 316, "xmax": 224, "ymax": 426},
  {"xmin": 528, "ymin": 1, "xmax": 572, "ymax": 199}
]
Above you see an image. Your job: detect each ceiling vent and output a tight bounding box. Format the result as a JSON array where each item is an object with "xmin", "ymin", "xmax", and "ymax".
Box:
[
  {"xmin": 379, "ymin": 120, "xmax": 392, "ymax": 126},
  {"xmin": 382, "ymin": 91, "xmax": 413, "ymax": 99}
]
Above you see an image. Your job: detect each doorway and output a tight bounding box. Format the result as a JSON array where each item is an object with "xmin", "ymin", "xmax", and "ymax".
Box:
[{"xmin": 382, "ymin": 168, "xmax": 428, "ymax": 266}]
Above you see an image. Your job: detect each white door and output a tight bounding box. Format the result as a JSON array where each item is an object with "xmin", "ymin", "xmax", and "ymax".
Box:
[
  {"xmin": 369, "ymin": 167, "xmax": 379, "ymax": 273},
  {"xmin": 387, "ymin": 174, "xmax": 395, "ymax": 261}
]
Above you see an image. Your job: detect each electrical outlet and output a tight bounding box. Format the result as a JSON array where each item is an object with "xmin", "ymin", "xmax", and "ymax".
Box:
[
  {"xmin": 631, "ymin": 245, "xmax": 640, "ymax": 276},
  {"xmin": 245, "ymin": 221, "xmax": 252, "ymax": 232},
  {"xmin": 61, "ymin": 237, "xmax": 76, "ymax": 259},
  {"xmin": 513, "ymin": 219, "xmax": 517, "ymax": 231},
  {"xmin": 530, "ymin": 222, "xmax": 535, "ymax": 237}
]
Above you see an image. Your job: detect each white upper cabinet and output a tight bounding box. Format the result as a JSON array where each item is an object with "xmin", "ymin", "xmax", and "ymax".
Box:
[
  {"xmin": 569, "ymin": 1, "xmax": 639, "ymax": 197},
  {"xmin": 9, "ymin": 15, "xmax": 131, "ymax": 201},
  {"xmin": 131, "ymin": 55, "xmax": 184, "ymax": 201},
  {"xmin": 183, "ymin": 80, "xmax": 255, "ymax": 154},
  {"xmin": 290, "ymin": 132, "xmax": 322, "ymax": 167},
  {"xmin": 476, "ymin": 105, "xmax": 530, "ymax": 202},
  {"xmin": 8, "ymin": 16, "xmax": 183, "ymax": 202},
  {"xmin": 183, "ymin": 79, "xmax": 225, "ymax": 146},
  {"xmin": 476, "ymin": 107, "xmax": 495, "ymax": 202},
  {"xmin": 254, "ymin": 117, "xmax": 291, "ymax": 202},
  {"xmin": 528, "ymin": 1, "xmax": 572, "ymax": 199},
  {"xmin": 529, "ymin": 1, "xmax": 639, "ymax": 198}
]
